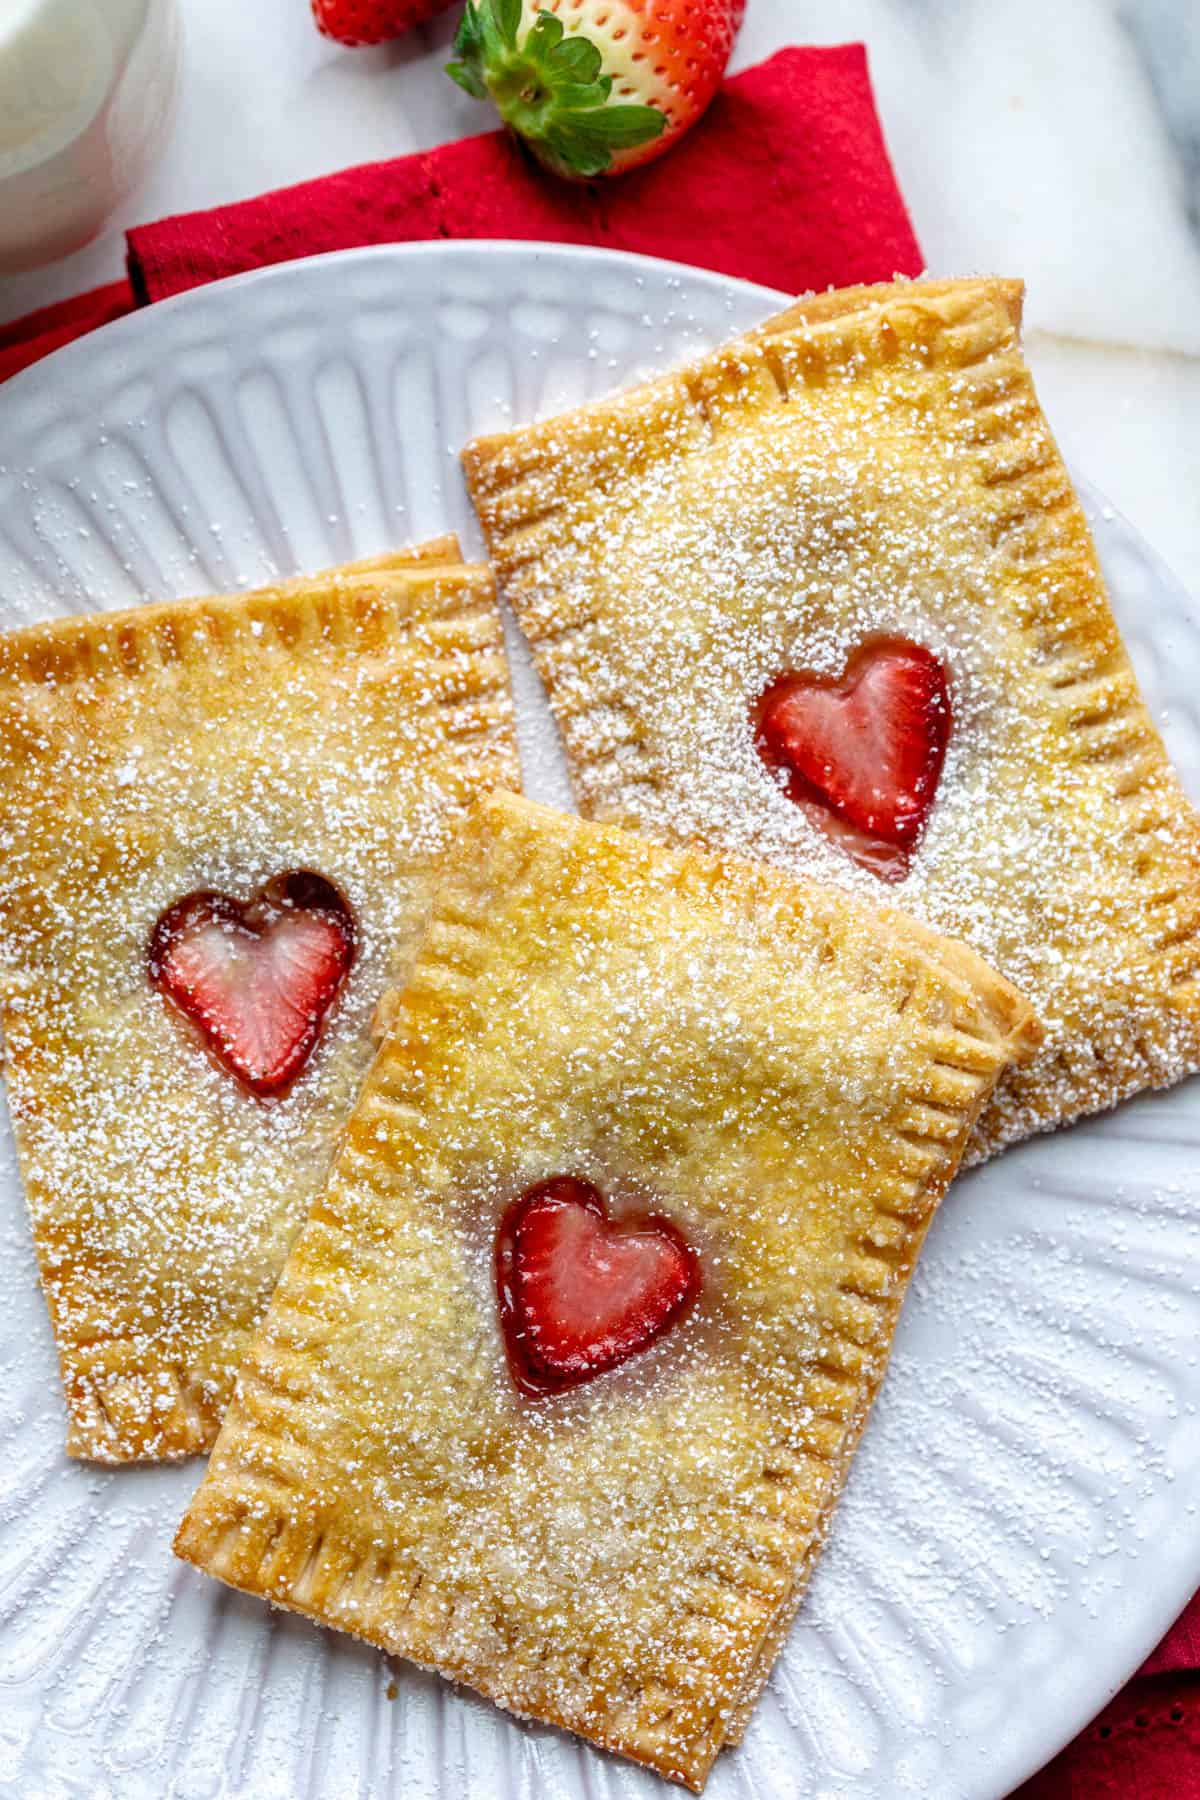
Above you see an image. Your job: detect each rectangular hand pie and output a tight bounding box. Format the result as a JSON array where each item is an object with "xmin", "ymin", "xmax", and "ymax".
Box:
[
  {"xmin": 463, "ymin": 277, "xmax": 1200, "ymax": 1158},
  {"xmin": 175, "ymin": 791, "xmax": 1038, "ymax": 1790},
  {"xmin": 0, "ymin": 540, "xmax": 518, "ymax": 1462}
]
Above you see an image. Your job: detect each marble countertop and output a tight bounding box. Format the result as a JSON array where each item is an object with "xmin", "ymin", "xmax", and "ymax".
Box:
[{"xmin": 1, "ymin": 0, "xmax": 1197, "ymax": 594}]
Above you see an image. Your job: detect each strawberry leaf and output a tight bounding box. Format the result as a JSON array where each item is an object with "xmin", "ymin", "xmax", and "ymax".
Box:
[
  {"xmin": 447, "ymin": 1, "xmax": 487, "ymax": 92},
  {"xmin": 446, "ymin": 61, "xmax": 487, "ymax": 99},
  {"xmin": 570, "ymin": 104, "xmax": 672, "ymax": 148},
  {"xmin": 547, "ymin": 79, "xmax": 614, "ymax": 111},
  {"xmin": 477, "ymin": 2, "xmax": 510, "ymax": 66},
  {"xmin": 526, "ymin": 10, "xmax": 563, "ymax": 50},
  {"xmin": 492, "ymin": 0, "xmax": 521, "ymax": 46},
  {"xmin": 444, "ymin": 0, "xmax": 666, "ymax": 180},
  {"xmin": 547, "ymin": 34, "xmax": 603, "ymax": 83}
]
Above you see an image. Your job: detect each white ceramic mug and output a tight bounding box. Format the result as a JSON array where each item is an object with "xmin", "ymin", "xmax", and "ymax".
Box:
[{"xmin": 0, "ymin": 0, "xmax": 181, "ymax": 272}]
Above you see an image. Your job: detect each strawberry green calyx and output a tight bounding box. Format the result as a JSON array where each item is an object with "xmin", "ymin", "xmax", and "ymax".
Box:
[{"xmin": 446, "ymin": 0, "xmax": 666, "ymax": 179}]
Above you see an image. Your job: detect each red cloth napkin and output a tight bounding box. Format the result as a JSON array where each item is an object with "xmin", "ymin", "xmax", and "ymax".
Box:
[
  {"xmin": 1142, "ymin": 1596, "xmax": 1200, "ymax": 1677},
  {"xmin": 1, "ymin": 46, "xmax": 919, "ymax": 379},
  {"xmin": 1019, "ymin": 1674, "xmax": 1200, "ymax": 1799},
  {"xmin": 0, "ymin": 280, "xmax": 135, "ymax": 384},
  {"xmin": 1, "ymin": 36, "xmax": 1196, "ymax": 1797},
  {"xmin": 1015, "ymin": 1598, "xmax": 1200, "ymax": 1797},
  {"xmin": 124, "ymin": 44, "xmax": 919, "ymax": 303}
]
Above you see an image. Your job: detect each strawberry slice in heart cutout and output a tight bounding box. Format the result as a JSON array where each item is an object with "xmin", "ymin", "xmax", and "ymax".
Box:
[
  {"xmin": 756, "ymin": 638, "xmax": 952, "ymax": 881},
  {"xmin": 148, "ymin": 872, "xmax": 356, "ymax": 1098},
  {"xmin": 495, "ymin": 1176, "xmax": 701, "ymax": 1396}
]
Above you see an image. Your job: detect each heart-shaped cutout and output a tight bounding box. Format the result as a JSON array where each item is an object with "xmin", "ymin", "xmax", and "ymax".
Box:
[
  {"xmin": 495, "ymin": 1176, "xmax": 701, "ymax": 1396},
  {"xmin": 148, "ymin": 871, "xmax": 356, "ymax": 1097},
  {"xmin": 756, "ymin": 637, "xmax": 952, "ymax": 880}
]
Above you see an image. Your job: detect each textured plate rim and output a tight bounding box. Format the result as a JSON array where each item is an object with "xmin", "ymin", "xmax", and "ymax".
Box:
[{"xmin": 0, "ymin": 240, "xmax": 790, "ymax": 416}]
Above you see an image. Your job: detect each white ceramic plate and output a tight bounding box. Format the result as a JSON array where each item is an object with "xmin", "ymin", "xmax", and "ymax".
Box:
[{"xmin": 1, "ymin": 243, "xmax": 1199, "ymax": 1800}]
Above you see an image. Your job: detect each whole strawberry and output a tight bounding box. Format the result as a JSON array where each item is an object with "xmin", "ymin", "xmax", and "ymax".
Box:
[
  {"xmin": 313, "ymin": 0, "xmax": 457, "ymax": 47},
  {"xmin": 447, "ymin": 0, "xmax": 745, "ymax": 179}
]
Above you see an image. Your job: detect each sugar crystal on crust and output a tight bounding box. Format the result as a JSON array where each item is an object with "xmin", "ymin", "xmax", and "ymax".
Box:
[
  {"xmin": 0, "ymin": 545, "xmax": 518, "ymax": 1461},
  {"xmin": 463, "ymin": 277, "xmax": 1200, "ymax": 1160},
  {"xmin": 175, "ymin": 791, "xmax": 1038, "ymax": 1790}
]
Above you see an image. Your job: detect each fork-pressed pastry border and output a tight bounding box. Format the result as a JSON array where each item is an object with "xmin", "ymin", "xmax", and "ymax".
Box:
[
  {"xmin": 0, "ymin": 542, "xmax": 520, "ymax": 1462},
  {"xmin": 462, "ymin": 277, "xmax": 1200, "ymax": 1160},
  {"xmin": 176, "ymin": 792, "xmax": 1038, "ymax": 1789}
]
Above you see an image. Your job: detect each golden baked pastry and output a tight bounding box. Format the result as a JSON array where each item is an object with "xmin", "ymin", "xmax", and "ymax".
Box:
[
  {"xmin": 463, "ymin": 277, "xmax": 1200, "ymax": 1158},
  {"xmin": 0, "ymin": 541, "xmax": 518, "ymax": 1462},
  {"xmin": 175, "ymin": 791, "xmax": 1038, "ymax": 1790}
]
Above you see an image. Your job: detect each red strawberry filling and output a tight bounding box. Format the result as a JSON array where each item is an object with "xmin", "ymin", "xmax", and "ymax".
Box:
[
  {"xmin": 148, "ymin": 871, "xmax": 356, "ymax": 1097},
  {"xmin": 495, "ymin": 1176, "xmax": 701, "ymax": 1396},
  {"xmin": 756, "ymin": 637, "xmax": 952, "ymax": 881}
]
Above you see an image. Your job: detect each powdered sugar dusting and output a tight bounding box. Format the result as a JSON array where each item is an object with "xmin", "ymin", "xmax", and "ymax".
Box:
[
  {"xmin": 2, "ymin": 243, "xmax": 1199, "ymax": 1800},
  {"xmin": 466, "ymin": 289, "xmax": 1200, "ymax": 1156},
  {"xmin": 178, "ymin": 792, "xmax": 1030, "ymax": 1789},
  {"xmin": 0, "ymin": 563, "xmax": 517, "ymax": 1459}
]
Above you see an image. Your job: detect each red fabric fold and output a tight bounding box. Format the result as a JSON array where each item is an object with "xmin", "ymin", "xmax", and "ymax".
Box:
[
  {"xmin": 0, "ymin": 279, "xmax": 135, "ymax": 383},
  {"xmin": 1141, "ymin": 1592, "xmax": 1200, "ymax": 1678},
  {"xmin": 1017, "ymin": 1676, "xmax": 1200, "ymax": 1799}
]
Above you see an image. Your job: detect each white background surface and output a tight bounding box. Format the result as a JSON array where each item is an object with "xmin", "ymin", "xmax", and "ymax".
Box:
[
  {"xmin": 1, "ymin": 0, "xmax": 1198, "ymax": 605},
  {"xmin": 3, "ymin": 241, "xmax": 1200, "ymax": 1800}
]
